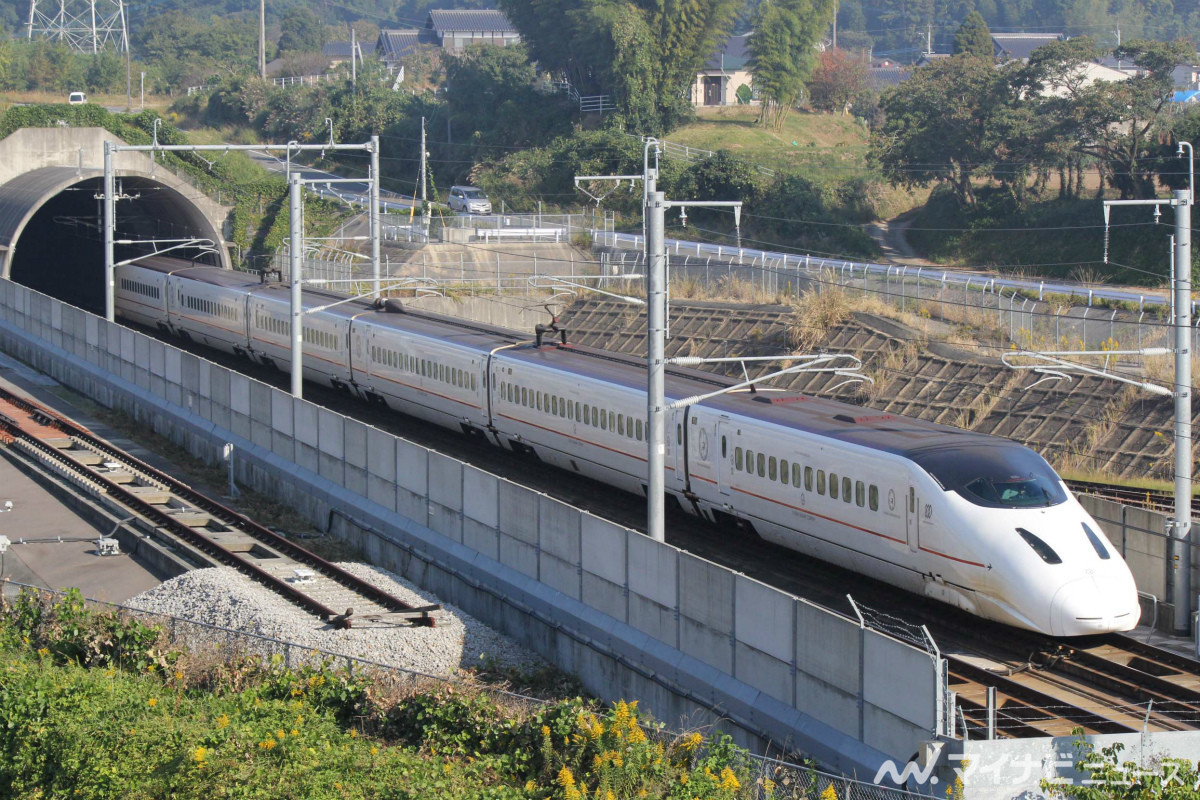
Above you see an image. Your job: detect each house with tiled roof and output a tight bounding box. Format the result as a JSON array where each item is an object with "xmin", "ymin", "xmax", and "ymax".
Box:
[
  {"xmin": 425, "ymin": 9, "xmax": 519, "ymax": 52},
  {"xmin": 690, "ymin": 33, "xmax": 753, "ymax": 106},
  {"xmin": 991, "ymin": 32, "xmax": 1063, "ymax": 62},
  {"xmin": 376, "ymin": 28, "xmax": 432, "ymax": 70}
]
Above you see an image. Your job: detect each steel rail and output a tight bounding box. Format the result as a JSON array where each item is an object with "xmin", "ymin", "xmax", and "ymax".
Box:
[{"xmin": 0, "ymin": 387, "xmax": 438, "ymax": 626}]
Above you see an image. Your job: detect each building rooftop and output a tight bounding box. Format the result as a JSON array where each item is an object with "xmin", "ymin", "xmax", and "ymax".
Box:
[
  {"xmin": 991, "ymin": 32, "xmax": 1064, "ymax": 62},
  {"xmin": 426, "ymin": 9, "xmax": 516, "ymax": 33},
  {"xmin": 702, "ymin": 32, "xmax": 751, "ymax": 72}
]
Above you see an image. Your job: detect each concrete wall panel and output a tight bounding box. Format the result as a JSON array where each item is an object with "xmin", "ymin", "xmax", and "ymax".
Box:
[
  {"xmin": 627, "ymin": 534, "xmax": 676, "ymax": 609},
  {"xmin": 427, "ymin": 502, "xmax": 463, "ymax": 540},
  {"xmin": 796, "ymin": 601, "xmax": 860, "ymax": 695},
  {"xmin": 270, "ymin": 389, "xmax": 295, "ymax": 461},
  {"xmin": 366, "ymin": 429, "xmax": 397, "ymax": 510},
  {"xmin": 230, "ymin": 371, "xmax": 250, "ymax": 416},
  {"xmin": 396, "ymin": 488, "xmax": 426, "ymax": 525},
  {"xmin": 795, "ymin": 672, "xmax": 859, "ymax": 739},
  {"xmin": 395, "ymin": 439, "xmax": 428, "ymax": 496},
  {"xmin": 679, "ymin": 552, "xmax": 733, "ymax": 630},
  {"xmin": 499, "ymin": 483, "xmax": 540, "ymax": 545},
  {"xmin": 581, "ymin": 516, "xmax": 626, "ymax": 585},
  {"xmin": 462, "ymin": 518, "xmax": 499, "ymax": 560},
  {"xmin": 428, "ymin": 452, "xmax": 463, "ymax": 512},
  {"xmin": 864, "ymin": 635, "xmax": 935, "ymax": 730},
  {"xmin": 462, "ymin": 468, "xmax": 498, "ymax": 529},
  {"xmin": 628, "ymin": 594, "xmax": 676, "ymax": 643},
  {"xmin": 343, "ymin": 419, "xmax": 368, "ymax": 496},
  {"xmin": 316, "ymin": 411, "xmax": 345, "ymax": 484},
  {"xmin": 680, "ymin": 615, "xmax": 731, "ymax": 673},
  {"xmin": 862, "ymin": 705, "xmax": 926, "ymax": 762},
  {"xmin": 735, "ymin": 576, "xmax": 794, "ymax": 663},
  {"xmin": 293, "ymin": 399, "xmax": 318, "ymax": 472},
  {"xmin": 540, "ymin": 552, "xmax": 580, "ymax": 600},
  {"xmin": 582, "ymin": 573, "xmax": 626, "ymax": 621},
  {"xmin": 735, "ymin": 642, "xmax": 792, "ymax": 706},
  {"xmin": 498, "ymin": 532, "xmax": 538, "ymax": 579},
  {"xmin": 539, "ymin": 496, "xmax": 581, "ymax": 562}
]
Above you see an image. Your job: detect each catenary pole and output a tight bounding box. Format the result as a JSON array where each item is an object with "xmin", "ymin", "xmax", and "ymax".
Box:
[
  {"xmin": 1173, "ymin": 188, "xmax": 1192, "ymax": 634},
  {"xmin": 103, "ymin": 142, "xmax": 115, "ymax": 321},
  {"xmin": 647, "ymin": 189, "xmax": 667, "ymax": 543},
  {"xmin": 370, "ymin": 134, "xmax": 381, "ymax": 298},
  {"xmin": 290, "ymin": 173, "xmax": 304, "ymax": 399}
]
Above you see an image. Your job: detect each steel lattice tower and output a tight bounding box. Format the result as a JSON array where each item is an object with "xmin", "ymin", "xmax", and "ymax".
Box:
[{"xmin": 26, "ymin": 0, "xmax": 128, "ymax": 54}]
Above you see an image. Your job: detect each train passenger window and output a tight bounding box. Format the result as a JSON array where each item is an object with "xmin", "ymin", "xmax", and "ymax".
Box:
[
  {"xmin": 817, "ymin": 470, "xmax": 826, "ymax": 495},
  {"xmin": 567, "ymin": 402, "xmax": 574, "ymax": 421},
  {"xmin": 600, "ymin": 411, "xmax": 607, "ymax": 430},
  {"xmin": 472, "ymin": 374, "xmax": 477, "ymax": 391},
  {"xmin": 721, "ymin": 436, "xmax": 727, "ymax": 458},
  {"xmin": 792, "ymin": 463, "xmax": 801, "ymax": 487},
  {"xmin": 618, "ymin": 415, "xmax": 625, "ymax": 436},
  {"xmin": 746, "ymin": 450, "xmax": 754, "ymax": 472},
  {"xmin": 676, "ymin": 423, "xmax": 682, "ymax": 444},
  {"xmin": 735, "ymin": 447, "xmax": 743, "ymax": 471},
  {"xmin": 521, "ymin": 387, "xmax": 528, "ymax": 406},
  {"xmin": 855, "ymin": 481, "xmax": 865, "ymax": 507},
  {"xmin": 627, "ymin": 417, "xmax": 634, "ymax": 437},
  {"xmin": 830, "ymin": 474, "xmax": 839, "ymax": 500},
  {"xmin": 574, "ymin": 401, "xmax": 581, "ymax": 420},
  {"xmin": 756, "ymin": 453, "xmax": 765, "ymax": 478},
  {"xmin": 636, "ymin": 419, "xmax": 643, "ymax": 440},
  {"xmin": 583, "ymin": 405, "xmax": 590, "ymax": 425},
  {"xmin": 769, "ymin": 457, "xmax": 777, "ymax": 481},
  {"xmin": 842, "ymin": 477, "xmax": 852, "ymax": 504},
  {"xmin": 869, "ymin": 486, "xmax": 878, "ymax": 511},
  {"xmin": 805, "ymin": 467, "xmax": 814, "ymax": 491},
  {"xmin": 779, "ymin": 459, "xmax": 788, "ymax": 484}
]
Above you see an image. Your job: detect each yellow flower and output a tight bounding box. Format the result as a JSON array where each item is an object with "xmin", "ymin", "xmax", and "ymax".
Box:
[
  {"xmin": 443, "ymin": 763, "xmax": 452, "ymax": 774},
  {"xmin": 276, "ymin": 729, "xmax": 286, "ymax": 740},
  {"xmin": 147, "ymin": 698, "xmax": 158, "ymax": 707},
  {"xmin": 349, "ymin": 729, "xmax": 357, "ymax": 739},
  {"xmin": 763, "ymin": 778, "xmax": 776, "ymax": 794},
  {"xmin": 36, "ymin": 648, "xmax": 49, "ymax": 657},
  {"xmin": 719, "ymin": 767, "xmax": 740, "ymax": 791},
  {"xmin": 258, "ymin": 739, "xmax": 276, "ymax": 750},
  {"xmin": 193, "ymin": 747, "xmax": 208, "ymax": 763},
  {"xmin": 370, "ymin": 746, "xmax": 379, "ymax": 755},
  {"xmin": 556, "ymin": 767, "xmax": 576, "ymax": 788},
  {"xmin": 216, "ymin": 714, "xmax": 230, "ymax": 729},
  {"xmin": 820, "ymin": 784, "xmax": 838, "ymax": 800},
  {"xmin": 524, "ymin": 781, "xmax": 537, "ymax": 792},
  {"xmin": 680, "ymin": 774, "xmax": 689, "ymax": 785},
  {"xmin": 564, "ymin": 789, "xmax": 582, "ymax": 800},
  {"xmin": 541, "ymin": 725, "xmax": 551, "ymax": 738},
  {"xmin": 680, "ymin": 731, "xmax": 702, "ymax": 751},
  {"xmin": 174, "ymin": 671, "xmax": 183, "ymax": 681},
  {"xmin": 290, "ymin": 729, "xmax": 298, "ymax": 736},
  {"xmin": 628, "ymin": 725, "xmax": 647, "ymax": 744}
]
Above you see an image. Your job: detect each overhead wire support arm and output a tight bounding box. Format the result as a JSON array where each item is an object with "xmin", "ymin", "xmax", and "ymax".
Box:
[
  {"xmin": 1001, "ymin": 348, "xmax": 1173, "ymax": 396},
  {"xmin": 663, "ymin": 354, "xmax": 871, "ymax": 410}
]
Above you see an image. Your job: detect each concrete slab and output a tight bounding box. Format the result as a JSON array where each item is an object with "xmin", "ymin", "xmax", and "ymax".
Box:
[
  {"xmin": 462, "ymin": 468, "xmax": 498, "ymax": 529},
  {"xmin": 428, "ymin": 452, "xmax": 463, "ymax": 512},
  {"xmin": 627, "ymin": 533, "xmax": 676, "ymax": 609},
  {"xmin": 0, "ymin": 452, "xmax": 161, "ymax": 604},
  {"xmin": 539, "ymin": 496, "xmax": 581, "ymax": 562},
  {"xmin": 863, "ymin": 634, "xmax": 935, "ymax": 730},
  {"xmin": 796, "ymin": 600, "xmax": 861, "ymax": 694},
  {"xmin": 498, "ymin": 482, "xmax": 539, "ymax": 545},
  {"xmin": 679, "ymin": 552, "xmax": 732, "ymax": 629},
  {"xmin": 581, "ymin": 515, "xmax": 626, "ymax": 585},
  {"xmin": 735, "ymin": 574, "xmax": 794, "ymax": 662}
]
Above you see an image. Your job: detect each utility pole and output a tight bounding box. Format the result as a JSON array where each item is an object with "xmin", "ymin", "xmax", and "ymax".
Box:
[
  {"xmin": 370, "ymin": 134, "xmax": 380, "ymax": 299},
  {"xmin": 1101, "ymin": 144, "xmax": 1193, "ymax": 635},
  {"xmin": 351, "ymin": 28, "xmax": 357, "ymax": 85},
  {"xmin": 259, "ymin": 0, "xmax": 266, "ymax": 80},
  {"xmin": 103, "ymin": 141, "xmax": 114, "ymax": 322},
  {"xmin": 139, "ymin": 70, "xmax": 144, "ymax": 110},
  {"xmin": 420, "ymin": 116, "xmax": 429, "ymax": 231}
]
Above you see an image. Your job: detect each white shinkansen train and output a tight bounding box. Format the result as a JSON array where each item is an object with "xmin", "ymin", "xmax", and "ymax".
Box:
[{"xmin": 114, "ymin": 257, "xmax": 1141, "ymax": 637}]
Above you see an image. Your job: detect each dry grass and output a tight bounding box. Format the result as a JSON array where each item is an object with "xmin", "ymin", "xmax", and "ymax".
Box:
[
  {"xmin": 1053, "ymin": 385, "xmax": 1139, "ymax": 475},
  {"xmin": 949, "ymin": 372, "xmax": 1023, "ymax": 430},
  {"xmin": 788, "ymin": 276, "xmax": 852, "ymax": 352}
]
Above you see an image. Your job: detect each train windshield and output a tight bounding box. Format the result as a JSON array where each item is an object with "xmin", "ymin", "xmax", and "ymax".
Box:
[{"xmin": 910, "ymin": 444, "xmax": 1067, "ymax": 508}]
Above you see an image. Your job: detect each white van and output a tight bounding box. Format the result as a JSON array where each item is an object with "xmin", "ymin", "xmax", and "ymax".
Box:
[{"xmin": 67, "ymin": 92, "xmax": 87, "ymax": 105}]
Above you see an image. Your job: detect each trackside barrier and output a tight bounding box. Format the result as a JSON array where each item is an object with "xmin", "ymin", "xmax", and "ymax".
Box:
[{"xmin": 0, "ymin": 279, "xmax": 942, "ymax": 779}]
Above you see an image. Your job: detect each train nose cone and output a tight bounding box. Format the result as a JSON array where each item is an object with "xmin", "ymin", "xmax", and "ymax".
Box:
[{"xmin": 1049, "ymin": 576, "xmax": 1139, "ymax": 636}]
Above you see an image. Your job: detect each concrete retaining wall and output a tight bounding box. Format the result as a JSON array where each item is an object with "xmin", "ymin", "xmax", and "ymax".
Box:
[
  {"xmin": 0, "ymin": 279, "xmax": 941, "ymax": 775},
  {"xmin": 1079, "ymin": 495, "xmax": 1188, "ymax": 630}
]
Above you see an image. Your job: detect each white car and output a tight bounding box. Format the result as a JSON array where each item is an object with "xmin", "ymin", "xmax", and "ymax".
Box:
[
  {"xmin": 67, "ymin": 91, "xmax": 87, "ymax": 105},
  {"xmin": 448, "ymin": 185, "xmax": 491, "ymax": 214}
]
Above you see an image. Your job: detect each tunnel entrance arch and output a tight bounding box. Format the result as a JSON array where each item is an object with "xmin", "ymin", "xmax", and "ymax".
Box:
[{"xmin": 0, "ymin": 167, "xmax": 227, "ymax": 314}]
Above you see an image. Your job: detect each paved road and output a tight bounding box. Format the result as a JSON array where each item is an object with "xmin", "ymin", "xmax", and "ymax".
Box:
[{"xmin": 245, "ymin": 148, "xmax": 416, "ymax": 212}]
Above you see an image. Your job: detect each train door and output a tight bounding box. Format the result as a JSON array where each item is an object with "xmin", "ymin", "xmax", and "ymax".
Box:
[
  {"xmin": 716, "ymin": 417, "xmax": 732, "ymax": 497},
  {"xmin": 905, "ymin": 485, "xmax": 919, "ymax": 552},
  {"xmin": 671, "ymin": 409, "xmax": 686, "ymax": 489}
]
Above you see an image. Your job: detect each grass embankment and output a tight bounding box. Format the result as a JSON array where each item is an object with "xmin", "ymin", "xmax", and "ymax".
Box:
[{"xmin": 1, "ymin": 588, "xmax": 768, "ymax": 799}]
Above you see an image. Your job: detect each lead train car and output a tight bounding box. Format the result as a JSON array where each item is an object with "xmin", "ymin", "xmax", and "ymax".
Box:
[{"xmin": 115, "ymin": 257, "xmax": 1141, "ymax": 637}]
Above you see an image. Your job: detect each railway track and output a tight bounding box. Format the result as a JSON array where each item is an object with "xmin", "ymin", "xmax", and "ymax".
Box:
[
  {"xmin": 1066, "ymin": 478, "xmax": 1198, "ymax": 516},
  {"xmin": 116, "ymin": 324, "xmax": 1200, "ymax": 739},
  {"xmin": 0, "ymin": 384, "xmax": 440, "ymax": 628}
]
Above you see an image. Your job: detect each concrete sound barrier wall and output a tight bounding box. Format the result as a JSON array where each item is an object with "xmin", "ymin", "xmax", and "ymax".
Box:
[{"xmin": 0, "ymin": 279, "xmax": 941, "ymax": 776}]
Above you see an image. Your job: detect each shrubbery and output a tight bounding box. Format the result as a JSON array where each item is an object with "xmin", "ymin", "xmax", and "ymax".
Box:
[{"xmin": 0, "ymin": 588, "xmax": 771, "ymax": 798}]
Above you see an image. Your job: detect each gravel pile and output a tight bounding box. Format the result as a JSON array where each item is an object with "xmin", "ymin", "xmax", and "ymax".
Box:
[{"xmin": 127, "ymin": 562, "xmax": 545, "ymax": 678}]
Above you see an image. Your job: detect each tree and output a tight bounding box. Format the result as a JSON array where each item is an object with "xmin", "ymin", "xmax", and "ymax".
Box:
[
  {"xmin": 952, "ymin": 11, "xmax": 993, "ymax": 58},
  {"xmin": 277, "ymin": 7, "xmax": 327, "ymax": 55},
  {"xmin": 748, "ymin": 0, "xmax": 837, "ymax": 131},
  {"xmin": 498, "ymin": 0, "xmax": 740, "ymax": 133},
  {"xmin": 871, "ymin": 54, "xmax": 1021, "ymax": 206},
  {"xmin": 809, "ymin": 48, "xmax": 869, "ymax": 114}
]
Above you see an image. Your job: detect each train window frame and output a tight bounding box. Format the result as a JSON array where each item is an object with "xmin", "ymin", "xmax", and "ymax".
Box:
[
  {"xmin": 805, "ymin": 466, "xmax": 813, "ymax": 492},
  {"xmin": 779, "ymin": 459, "xmax": 788, "ymax": 484},
  {"xmin": 600, "ymin": 411, "xmax": 607, "ymax": 431},
  {"xmin": 768, "ymin": 456, "xmax": 777, "ymax": 482},
  {"xmin": 855, "ymin": 481, "xmax": 865, "ymax": 507},
  {"xmin": 830, "ymin": 473, "xmax": 839, "ymax": 500},
  {"xmin": 869, "ymin": 485, "xmax": 879, "ymax": 511},
  {"xmin": 792, "ymin": 463, "xmax": 801, "ymax": 488},
  {"xmin": 735, "ymin": 447, "xmax": 743, "ymax": 471},
  {"xmin": 842, "ymin": 477, "xmax": 852, "ymax": 504},
  {"xmin": 636, "ymin": 419, "xmax": 643, "ymax": 440},
  {"xmin": 756, "ymin": 452, "xmax": 765, "ymax": 478},
  {"xmin": 721, "ymin": 436, "xmax": 727, "ymax": 458},
  {"xmin": 618, "ymin": 415, "xmax": 625, "ymax": 436},
  {"xmin": 609, "ymin": 411, "xmax": 616, "ymax": 431},
  {"xmin": 817, "ymin": 470, "xmax": 826, "ymax": 495},
  {"xmin": 746, "ymin": 449, "xmax": 754, "ymax": 472}
]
